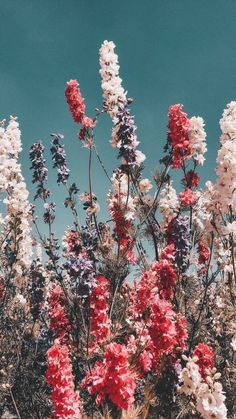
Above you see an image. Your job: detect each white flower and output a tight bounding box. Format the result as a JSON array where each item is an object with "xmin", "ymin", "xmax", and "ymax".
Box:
[
  {"xmin": 139, "ymin": 178, "xmax": 153, "ymax": 193},
  {"xmin": 188, "ymin": 116, "xmax": 207, "ymax": 165},
  {"xmin": 230, "ymin": 335, "xmax": 236, "ymax": 351},
  {"xmin": 99, "ymin": 40, "xmax": 127, "ymax": 121},
  {"xmin": 0, "ymin": 117, "xmax": 32, "ymax": 270},
  {"xmin": 159, "ymin": 181, "xmax": 179, "ymax": 226}
]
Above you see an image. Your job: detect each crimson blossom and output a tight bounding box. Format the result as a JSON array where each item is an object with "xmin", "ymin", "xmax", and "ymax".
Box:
[
  {"xmin": 46, "ymin": 340, "xmax": 81, "ymax": 419},
  {"xmin": 81, "ymin": 342, "xmax": 136, "ymax": 410}
]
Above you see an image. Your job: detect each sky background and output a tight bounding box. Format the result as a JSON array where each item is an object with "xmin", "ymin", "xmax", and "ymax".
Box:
[{"xmin": 1, "ymin": 0, "xmax": 236, "ymax": 237}]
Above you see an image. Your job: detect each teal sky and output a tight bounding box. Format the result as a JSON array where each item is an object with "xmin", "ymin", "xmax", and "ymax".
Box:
[{"xmin": 1, "ymin": 0, "xmax": 236, "ymax": 237}]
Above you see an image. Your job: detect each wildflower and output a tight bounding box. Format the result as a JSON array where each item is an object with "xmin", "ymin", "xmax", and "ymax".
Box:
[
  {"xmin": 139, "ymin": 178, "xmax": 153, "ymax": 193},
  {"xmin": 179, "ymin": 188, "xmax": 197, "ymax": 206},
  {"xmin": 81, "ymin": 342, "xmax": 136, "ymax": 410},
  {"xmin": 168, "ymin": 104, "xmax": 190, "ymax": 168},
  {"xmin": 188, "ymin": 116, "xmax": 207, "ymax": 165},
  {"xmin": 46, "ymin": 340, "xmax": 81, "ymax": 418},
  {"xmin": 50, "ymin": 133, "xmax": 70, "ymax": 185},
  {"xmin": 181, "ymin": 170, "xmax": 200, "ymax": 188},
  {"xmin": 159, "ymin": 181, "xmax": 179, "ymax": 226},
  {"xmin": 193, "ymin": 343, "xmax": 214, "ymax": 379},
  {"xmin": 99, "ymin": 40, "xmax": 127, "ymax": 121},
  {"xmin": 29, "ymin": 140, "xmax": 50, "ymax": 200},
  {"xmin": 197, "ymin": 242, "xmax": 211, "ymax": 265},
  {"xmin": 65, "ymin": 79, "xmax": 86, "ymax": 124},
  {"xmin": 48, "ymin": 284, "xmax": 71, "ymax": 341},
  {"xmin": 167, "ymin": 216, "xmax": 191, "ymax": 272},
  {"xmin": 89, "ymin": 274, "xmax": 111, "ymax": 348}
]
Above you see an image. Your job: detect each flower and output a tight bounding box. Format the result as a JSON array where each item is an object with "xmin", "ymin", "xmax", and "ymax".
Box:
[
  {"xmin": 48, "ymin": 284, "xmax": 71, "ymax": 341},
  {"xmin": 193, "ymin": 343, "xmax": 214, "ymax": 379},
  {"xmin": 198, "ymin": 242, "xmax": 211, "ymax": 265},
  {"xmin": 99, "ymin": 40, "xmax": 127, "ymax": 121},
  {"xmin": 215, "ymin": 101, "xmax": 236, "ymax": 213},
  {"xmin": 65, "ymin": 79, "xmax": 86, "ymax": 124},
  {"xmin": 167, "ymin": 216, "xmax": 191, "ymax": 273},
  {"xmin": 179, "ymin": 188, "xmax": 197, "ymax": 206},
  {"xmin": 89, "ymin": 274, "xmax": 111, "ymax": 348},
  {"xmin": 50, "ymin": 133, "xmax": 70, "ymax": 185},
  {"xmin": 168, "ymin": 104, "xmax": 190, "ymax": 168},
  {"xmin": 181, "ymin": 170, "xmax": 200, "ymax": 188},
  {"xmin": 159, "ymin": 181, "xmax": 179, "ymax": 226},
  {"xmin": 46, "ymin": 340, "xmax": 81, "ymax": 418},
  {"xmin": 1, "ymin": 117, "xmax": 33, "ymax": 271},
  {"xmin": 230, "ymin": 336, "xmax": 236, "ymax": 351},
  {"xmin": 139, "ymin": 178, "xmax": 153, "ymax": 193},
  {"xmin": 111, "ymin": 104, "xmax": 146, "ymax": 167},
  {"xmin": 81, "ymin": 342, "xmax": 136, "ymax": 410},
  {"xmin": 188, "ymin": 116, "xmax": 207, "ymax": 165},
  {"xmin": 29, "ymin": 140, "xmax": 50, "ymax": 200}
]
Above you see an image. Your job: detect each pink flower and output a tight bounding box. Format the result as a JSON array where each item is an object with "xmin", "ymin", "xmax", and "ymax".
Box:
[
  {"xmin": 193, "ymin": 343, "xmax": 214, "ymax": 379},
  {"xmin": 46, "ymin": 340, "xmax": 81, "ymax": 418},
  {"xmin": 81, "ymin": 342, "xmax": 136, "ymax": 410},
  {"xmin": 89, "ymin": 274, "xmax": 111, "ymax": 348},
  {"xmin": 65, "ymin": 80, "xmax": 85, "ymax": 124},
  {"xmin": 168, "ymin": 104, "xmax": 191, "ymax": 168},
  {"xmin": 82, "ymin": 116, "xmax": 94, "ymax": 129},
  {"xmin": 179, "ymin": 188, "xmax": 197, "ymax": 206},
  {"xmin": 197, "ymin": 242, "xmax": 210, "ymax": 265},
  {"xmin": 182, "ymin": 170, "xmax": 200, "ymax": 188},
  {"xmin": 48, "ymin": 284, "xmax": 71, "ymax": 342}
]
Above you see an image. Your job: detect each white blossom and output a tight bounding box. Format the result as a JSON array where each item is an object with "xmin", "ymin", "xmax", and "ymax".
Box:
[
  {"xmin": 159, "ymin": 181, "xmax": 179, "ymax": 226},
  {"xmin": 188, "ymin": 116, "xmax": 207, "ymax": 165},
  {"xmin": 99, "ymin": 40, "xmax": 127, "ymax": 121},
  {"xmin": 0, "ymin": 116, "xmax": 32, "ymax": 270}
]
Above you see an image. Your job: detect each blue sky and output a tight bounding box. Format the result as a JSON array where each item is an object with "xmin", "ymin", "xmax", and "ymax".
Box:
[{"xmin": 1, "ymin": 0, "xmax": 236, "ymax": 236}]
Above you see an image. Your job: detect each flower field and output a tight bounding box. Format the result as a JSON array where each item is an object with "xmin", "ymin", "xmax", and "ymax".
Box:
[{"xmin": 0, "ymin": 40, "xmax": 235, "ymax": 418}]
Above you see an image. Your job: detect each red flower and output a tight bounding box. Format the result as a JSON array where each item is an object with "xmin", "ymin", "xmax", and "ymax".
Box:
[
  {"xmin": 197, "ymin": 242, "xmax": 211, "ymax": 265},
  {"xmin": 193, "ymin": 343, "xmax": 214, "ymax": 379},
  {"xmin": 179, "ymin": 188, "xmax": 197, "ymax": 206},
  {"xmin": 182, "ymin": 170, "xmax": 200, "ymax": 188},
  {"xmin": 89, "ymin": 274, "xmax": 111, "ymax": 348},
  {"xmin": 65, "ymin": 80, "xmax": 86, "ymax": 124},
  {"xmin": 81, "ymin": 342, "xmax": 136, "ymax": 410},
  {"xmin": 46, "ymin": 340, "xmax": 81, "ymax": 418},
  {"xmin": 48, "ymin": 284, "xmax": 71, "ymax": 341},
  {"xmin": 65, "ymin": 80, "xmax": 94, "ymax": 132},
  {"xmin": 168, "ymin": 104, "xmax": 191, "ymax": 169},
  {"xmin": 152, "ymin": 258, "xmax": 177, "ymax": 300}
]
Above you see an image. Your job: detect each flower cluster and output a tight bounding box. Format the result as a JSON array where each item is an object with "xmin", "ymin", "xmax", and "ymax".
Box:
[
  {"xmin": 179, "ymin": 187, "xmax": 197, "ymax": 206},
  {"xmin": 193, "ymin": 343, "xmax": 214, "ymax": 379},
  {"xmin": 111, "ymin": 104, "xmax": 146, "ymax": 167},
  {"xmin": 167, "ymin": 105, "xmax": 207, "ymax": 169},
  {"xmin": 29, "ymin": 140, "xmax": 50, "ymax": 200},
  {"xmin": 81, "ymin": 342, "xmax": 136, "ymax": 410},
  {"xmin": 159, "ymin": 181, "xmax": 179, "ymax": 227},
  {"xmin": 215, "ymin": 101, "xmax": 236, "ymax": 213},
  {"xmin": 108, "ymin": 171, "xmax": 137, "ymax": 263},
  {"xmin": 167, "ymin": 215, "xmax": 191, "ymax": 272},
  {"xmin": 0, "ymin": 117, "xmax": 32, "ymax": 272},
  {"xmin": 188, "ymin": 116, "xmax": 207, "ymax": 165},
  {"xmin": 197, "ymin": 242, "xmax": 211, "ymax": 265},
  {"xmin": 178, "ymin": 351, "xmax": 227, "ymax": 419},
  {"xmin": 48, "ymin": 284, "xmax": 71, "ymax": 341},
  {"xmin": 168, "ymin": 104, "xmax": 191, "ymax": 168},
  {"xmin": 89, "ymin": 274, "xmax": 111, "ymax": 348},
  {"xmin": 50, "ymin": 133, "xmax": 70, "ymax": 184},
  {"xmin": 1, "ymin": 41, "xmax": 236, "ymax": 419},
  {"xmin": 46, "ymin": 340, "xmax": 81, "ymax": 418},
  {"xmin": 65, "ymin": 79, "xmax": 93, "ymax": 128},
  {"xmin": 99, "ymin": 40, "xmax": 127, "ymax": 121}
]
